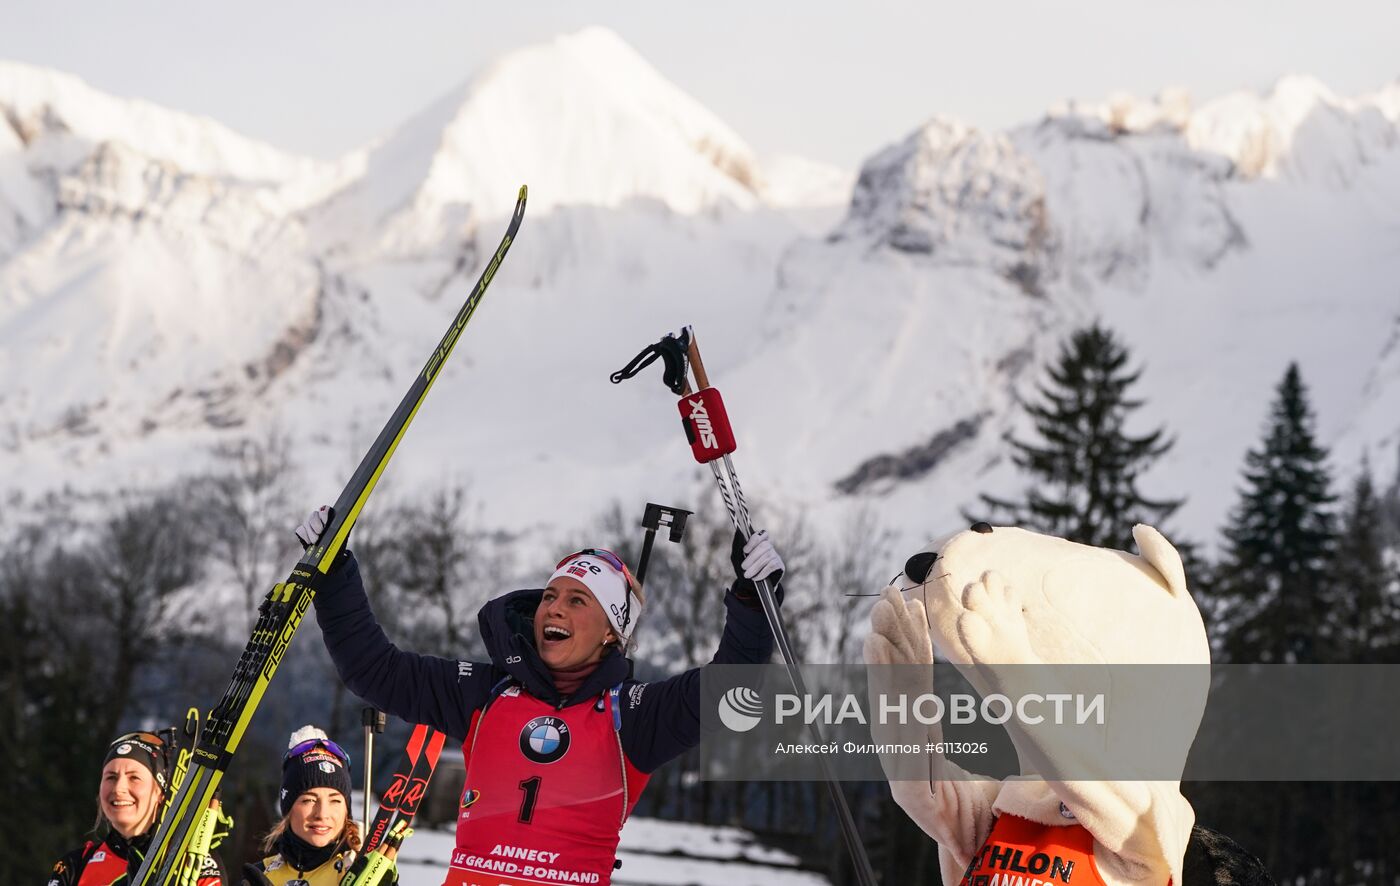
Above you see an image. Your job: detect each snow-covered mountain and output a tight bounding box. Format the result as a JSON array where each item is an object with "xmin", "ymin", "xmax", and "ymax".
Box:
[
  {"xmin": 1, "ymin": 29, "xmax": 1397, "ymax": 570},
  {"xmin": 309, "ymin": 26, "xmax": 770, "ymax": 259},
  {"xmin": 747, "ymin": 75, "xmax": 1400, "ymax": 544}
]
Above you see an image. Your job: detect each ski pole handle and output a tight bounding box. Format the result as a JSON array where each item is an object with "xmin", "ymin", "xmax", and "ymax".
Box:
[
  {"xmin": 678, "ymin": 388, "xmax": 737, "ymax": 463},
  {"xmin": 676, "ymin": 332, "xmax": 737, "ymax": 463}
]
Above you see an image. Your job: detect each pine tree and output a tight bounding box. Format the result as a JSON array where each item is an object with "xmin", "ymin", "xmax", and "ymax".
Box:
[
  {"xmin": 1382, "ymin": 444, "xmax": 1400, "ymax": 560},
  {"xmin": 979, "ymin": 322, "xmax": 1181, "ymax": 549},
  {"xmin": 1215, "ymin": 363, "xmax": 1336, "ymax": 663},
  {"xmin": 1330, "ymin": 460, "xmax": 1400, "ymax": 662}
]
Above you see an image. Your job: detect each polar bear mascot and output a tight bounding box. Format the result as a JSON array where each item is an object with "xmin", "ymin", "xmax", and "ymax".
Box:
[{"xmin": 864, "ymin": 522, "xmax": 1271, "ymax": 886}]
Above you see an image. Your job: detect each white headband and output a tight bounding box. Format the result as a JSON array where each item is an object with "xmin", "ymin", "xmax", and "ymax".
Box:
[{"xmin": 548, "ymin": 554, "xmax": 641, "ymax": 641}]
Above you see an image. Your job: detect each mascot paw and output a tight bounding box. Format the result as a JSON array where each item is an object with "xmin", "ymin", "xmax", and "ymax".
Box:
[
  {"xmin": 957, "ymin": 570, "xmax": 1040, "ymax": 666},
  {"xmin": 865, "ymin": 585, "xmax": 936, "ymax": 747},
  {"xmin": 865, "ymin": 585, "xmax": 934, "ymax": 667}
]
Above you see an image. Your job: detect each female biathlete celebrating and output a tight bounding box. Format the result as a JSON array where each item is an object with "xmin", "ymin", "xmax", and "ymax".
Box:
[{"xmin": 293, "ymin": 505, "xmax": 783, "ymax": 886}]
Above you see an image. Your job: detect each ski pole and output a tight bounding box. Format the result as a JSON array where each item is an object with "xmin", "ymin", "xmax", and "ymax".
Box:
[
  {"xmin": 684, "ymin": 332, "xmax": 877, "ymax": 886},
  {"xmin": 362, "ymin": 707, "xmax": 387, "ymax": 835},
  {"xmin": 611, "ymin": 327, "xmax": 879, "ymax": 886}
]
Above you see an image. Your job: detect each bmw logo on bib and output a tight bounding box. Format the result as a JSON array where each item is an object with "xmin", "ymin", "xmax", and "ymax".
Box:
[{"xmin": 519, "ymin": 716, "xmax": 570, "ymax": 764}]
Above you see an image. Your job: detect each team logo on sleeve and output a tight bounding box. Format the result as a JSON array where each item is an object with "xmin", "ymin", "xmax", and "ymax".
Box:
[{"xmin": 518, "ymin": 716, "xmax": 570, "ymax": 764}]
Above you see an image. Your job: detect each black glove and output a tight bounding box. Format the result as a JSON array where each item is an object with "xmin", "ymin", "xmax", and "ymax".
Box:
[{"xmin": 241, "ymin": 863, "xmax": 274, "ymax": 886}]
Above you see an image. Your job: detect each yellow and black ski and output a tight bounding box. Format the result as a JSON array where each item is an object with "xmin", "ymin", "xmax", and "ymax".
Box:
[
  {"xmin": 156, "ymin": 707, "xmax": 201, "ymax": 820},
  {"xmin": 134, "ymin": 186, "xmax": 528, "ymax": 886}
]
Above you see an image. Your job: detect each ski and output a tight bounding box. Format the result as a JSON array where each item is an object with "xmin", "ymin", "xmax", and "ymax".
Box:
[
  {"xmin": 385, "ymin": 727, "xmax": 447, "ymax": 833},
  {"xmin": 361, "ymin": 724, "xmax": 427, "ymax": 855},
  {"xmin": 134, "ymin": 186, "xmax": 528, "ymax": 886},
  {"xmin": 341, "ymin": 727, "xmax": 447, "ymax": 886}
]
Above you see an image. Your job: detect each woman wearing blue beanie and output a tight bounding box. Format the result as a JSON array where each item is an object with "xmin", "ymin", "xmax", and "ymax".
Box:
[{"xmin": 243, "ymin": 726, "xmax": 376, "ymax": 886}]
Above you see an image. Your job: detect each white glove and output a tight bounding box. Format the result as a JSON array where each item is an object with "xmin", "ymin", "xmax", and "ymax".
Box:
[
  {"xmin": 294, "ymin": 505, "xmax": 333, "ymax": 549},
  {"xmin": 740, "ymin": 530, "xmax": 784, "ymax": 581}
]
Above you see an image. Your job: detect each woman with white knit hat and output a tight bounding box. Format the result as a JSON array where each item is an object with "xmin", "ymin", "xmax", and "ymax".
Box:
[{"xmin": 294, "ymin": 504, "xmax": 783, "ymax": 886}]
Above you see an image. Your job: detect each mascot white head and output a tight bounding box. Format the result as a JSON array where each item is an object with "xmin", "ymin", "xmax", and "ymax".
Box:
[
  {"xmin": 899, "ymin": 522, "xmax": 1207, "ymax": 670},
  {"xmin": 864, "ymin": 523, "xmax": 1261, "ymax": 886}
]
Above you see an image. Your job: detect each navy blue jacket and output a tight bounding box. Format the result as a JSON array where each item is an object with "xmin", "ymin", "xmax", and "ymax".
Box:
[{"xmin": 312, "ymin": 553, "xmax": 777, "ymax": 773}]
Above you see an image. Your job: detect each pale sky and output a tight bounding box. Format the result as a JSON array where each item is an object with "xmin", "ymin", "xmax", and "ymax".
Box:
[{"xmin": 1, "ymin": 1, "xmax": 1396, "ymax": 169}]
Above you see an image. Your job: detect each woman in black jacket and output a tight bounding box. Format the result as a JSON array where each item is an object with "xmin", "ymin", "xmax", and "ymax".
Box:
[{"xmin": 294, "ymin": 504, "xmax": 782, "ymax": 886}]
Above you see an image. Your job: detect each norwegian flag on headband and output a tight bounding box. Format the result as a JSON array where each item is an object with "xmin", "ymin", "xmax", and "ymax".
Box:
[{"xmin": 678, "ymin": 388, "xmax": 736, "ymax": 464}]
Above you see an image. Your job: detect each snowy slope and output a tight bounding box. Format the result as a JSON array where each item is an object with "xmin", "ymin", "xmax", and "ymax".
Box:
[
  {"xmin": 0, "ymin": 135, "xmax": 319, "ymax": 460},
  {"xmin": 1, "ymin": 31, "xmax": 1398, "ymax": 586},
  {"xmin": 758, "ymin": 153, "xmax": 855, "ymax": 235}
]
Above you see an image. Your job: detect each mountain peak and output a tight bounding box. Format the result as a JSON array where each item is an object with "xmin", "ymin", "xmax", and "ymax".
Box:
[
  {"xmin": 318, "ymin": 26, "xmax": 761, "ymax": 253},
  {"xmin": 1266, "ymin": 73, "xmax": 1337, "ymax": 112},
  {"xmin": 1185, "ymin": 74, "xmax": 1398, "ymax": 182},
  {"xmin": 0, "ymin": 59, "xmax": 321, "ymax": 185},
  {"xmin": 547, "ymin": 25, "xmax": 659, "ymax": 73},
  {"xmin": 837, "ymin": 116, "xmax": 1051, "ymax": 290}
]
